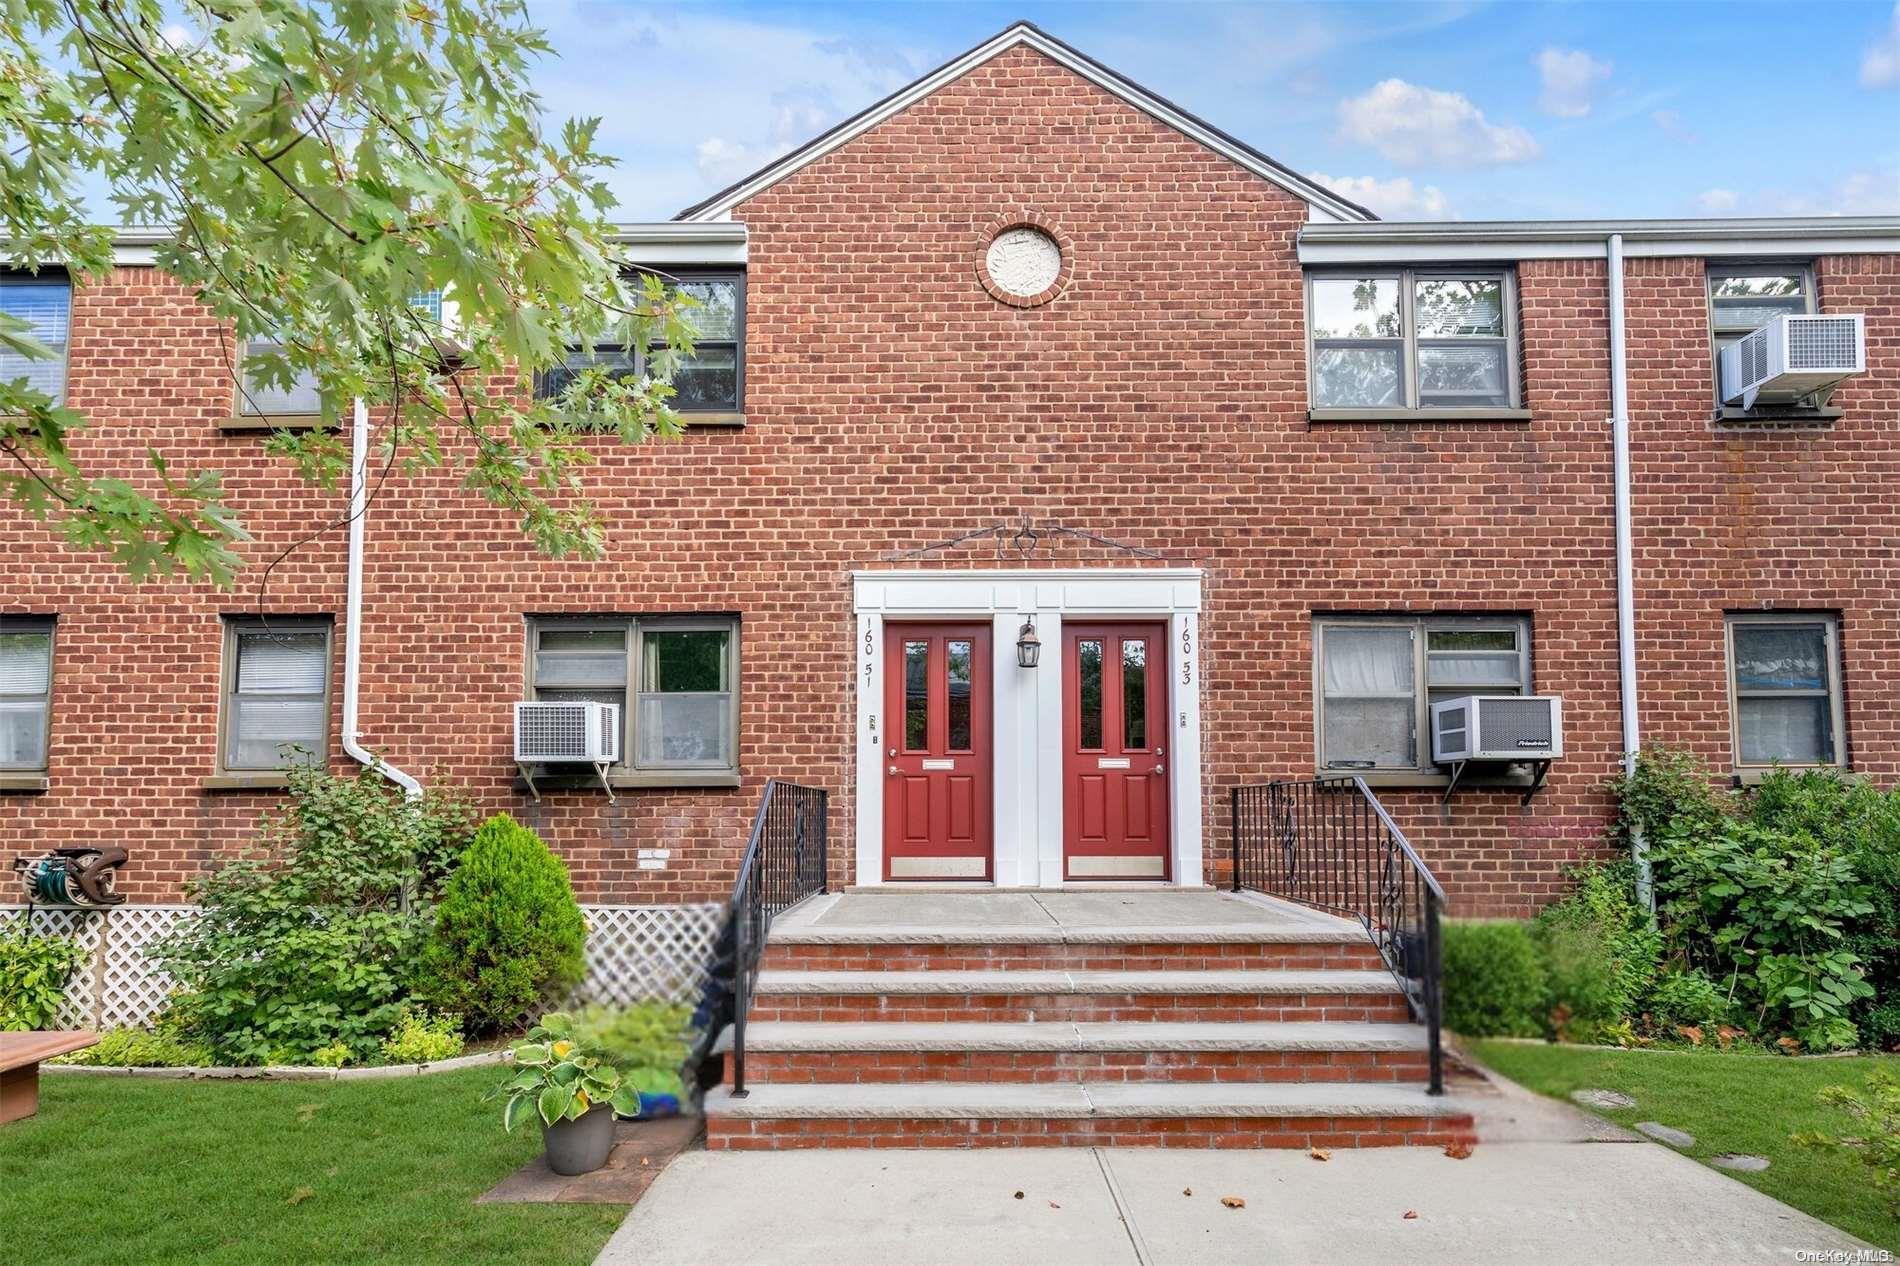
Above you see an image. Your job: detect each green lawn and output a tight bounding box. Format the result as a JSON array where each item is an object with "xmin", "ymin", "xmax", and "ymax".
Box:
[
  {"xmin": 0, "ymin": 1068, "xmax": 627, "ymax": 1266},
  {"xmin": 1470, "ymin": 1040, "xmax": 1898, "ymax": 1251}
]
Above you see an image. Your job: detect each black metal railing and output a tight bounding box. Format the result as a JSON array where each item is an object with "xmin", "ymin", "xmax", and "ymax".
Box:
[
  {"xmin": 697, "ymin": 779, "xmax": 828, "ymax": 1099},
  {"xmin": 1231, "ymin": 776, "xmax": 1446, "ymax": 1094}
]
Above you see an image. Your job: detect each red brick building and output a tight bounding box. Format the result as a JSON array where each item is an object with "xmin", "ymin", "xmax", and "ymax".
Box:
[{"xmin": 4, "ymin": 24, "xmax": 1896, "ymax": 918}]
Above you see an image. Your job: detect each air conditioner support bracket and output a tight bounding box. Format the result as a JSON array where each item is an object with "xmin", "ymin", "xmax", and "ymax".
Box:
[
  {"xmin": 593, "ymin": 762, "xmax": 616, "ymax": 803},
  {"xmin": 1440, "ymin": 761, "xmax": 1470, "ymax": 807},
  {"xmin": 1519, "ymin": 759, "xmax": 1552, "ymax": 806},
  {"xmin": 518, "ymin": 763, "xmax": 540, "ymax": 802}
]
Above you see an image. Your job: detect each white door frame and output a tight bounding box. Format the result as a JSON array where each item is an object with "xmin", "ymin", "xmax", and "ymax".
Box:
[{"xmin": 853, "ymin": 568, "xmax": 1204, "ymax": 888}]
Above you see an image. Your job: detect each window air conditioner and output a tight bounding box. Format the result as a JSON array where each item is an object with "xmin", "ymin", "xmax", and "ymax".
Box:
[
  {"xmin": 514, "ymin": 700, "xmax": 620, "ymax": 765},
  {"xmin": 1430, "ymin": 695, "xmax": 1564, "ymax": 764},
  {"xmin": 1719, "ymin": 314, "xmax": 1865, "ymax": 411}
]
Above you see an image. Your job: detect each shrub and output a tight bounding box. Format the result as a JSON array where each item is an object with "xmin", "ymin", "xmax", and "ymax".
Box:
[
  {"xmin": 380, "ymin": 1006, "xmax": 466, "ymax": 1064},
  {"xmin": 1794, "ymin": 1071, "xmax": 1900, "ymax": 1218},
  {"xmin": 54, "ymin": 1025, "xmax": 213, "ymax": 1068},
  {"xmin": 1442, "ymin": 920, "xmax": 1548, "ymax": 1038},
  {"xmin": 152, "ymin": 764, "xmax": 480, "ymax": 1065},
  {"xmin": 416, "ymin": 814, "xmax": 586, "ymax": 1034},
  {"xmin": 0, "ymin": 931, "xmax": 86, "ymax": 1031},
  {"xmin": 309, "ymin": 1042, "xmax": 352, "ymax": 1069},
  {"xmin": 1610, "ymin": 742, "xmax": 1730, "ymax": 849},
  {"xmin": 1532, "ymin": 862, "xmax": 1662, "ymax": 1040},
  {"xmin": 1647, "ymin": 969, "xmax": 1733, "ymax": 1032},
  {"xmin": 570, "ymin": 1002, "xmax": 692, "ymax": 1070}
]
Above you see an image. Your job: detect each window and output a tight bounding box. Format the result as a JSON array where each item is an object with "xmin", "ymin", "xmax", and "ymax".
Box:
[
  {"xmin": 1707, "ymin": 263, "xmax": 1816, "ymax": 416},
  {"xmin": 237, "ymin": 291, "xmax": 444, "ymax": 420},
  {"xmin": 1315, "ymin": 615, "xmax": 1531, "ymax": 775},
  {"xmin": 0, "ymin": 618, "xmax": 54, "ymax": 773},
  {"xmin": 221, "ymin": 618, "xmax": 331, "ymax": 772},
  {"xmin": 528, "ymin": 615, "xmax": 739, "ymax": 783},
  {"xmin": 535, "ymin": 271, "xmax": 744, "ymax": 416},
  {"xmin": 1307, "ymin": 269, "xmax": 1520, "ymax": 414},
  {"xmin": 0, "ymin": 274, "xmax": 72, "ymax": 405},
  {"xmin": 1725, "ymin": 613, "xmax": 1844, "ymax": 772}
]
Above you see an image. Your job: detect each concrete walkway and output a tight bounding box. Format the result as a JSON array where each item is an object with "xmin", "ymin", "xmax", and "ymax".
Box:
[{"xmin": 595, "ymin": 1074, "xmax": 1876, "ymax": 1266}]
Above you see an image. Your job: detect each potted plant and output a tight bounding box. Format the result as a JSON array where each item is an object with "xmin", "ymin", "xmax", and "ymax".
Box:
[{"xmin": 495, "ymin": 1013, "xmax": 639, "ymax": 1176}]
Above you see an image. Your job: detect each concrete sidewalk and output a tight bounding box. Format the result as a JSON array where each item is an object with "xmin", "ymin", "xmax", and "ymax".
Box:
[{"xmin": 594, "ymin": 1078, "xmax": 1878, "ymax": 1266}]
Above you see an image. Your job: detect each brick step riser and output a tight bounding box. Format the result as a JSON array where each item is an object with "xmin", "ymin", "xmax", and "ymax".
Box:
[
  {"xmin": 762, "ymin": 944, "xmax": 1386, "ymax": 972},
  {"xmin": 748, "ymin": 993, "xmax": 1412, "ymax": 1024},
  {"xmin": 727, "ymin": 1048, "xmax": 1430, "ymax": 1085},
  {"xmin": 707, "ymin": 1113, "xmax": 1476, "ymax": 1150}
]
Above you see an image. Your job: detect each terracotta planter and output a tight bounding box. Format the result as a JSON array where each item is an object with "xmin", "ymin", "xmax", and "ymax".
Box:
[{"xmin": 541, "ymin": 1103, "xmax": 616, "ymax": 1175}]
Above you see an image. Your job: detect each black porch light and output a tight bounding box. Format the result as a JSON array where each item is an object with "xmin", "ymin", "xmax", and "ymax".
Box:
[{"xmin": 1016, "ymin": 616, "xmax": 1041, "ymax": 669}]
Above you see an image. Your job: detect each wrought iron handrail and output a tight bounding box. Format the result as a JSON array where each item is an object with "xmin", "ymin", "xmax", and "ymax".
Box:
[
  {"xmin": 701, "ymin": 778, "xmax": 828, "ymax": 1099},
  {"xmin": 1231, "ymin": 776, "xmax": 1445, "ymax": 1094}
]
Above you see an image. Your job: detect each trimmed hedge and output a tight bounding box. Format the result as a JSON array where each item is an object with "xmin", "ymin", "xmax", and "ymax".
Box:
[{"xmin": 1442, "ymin": 920, "xmax": 1548, "ymax": 1038}]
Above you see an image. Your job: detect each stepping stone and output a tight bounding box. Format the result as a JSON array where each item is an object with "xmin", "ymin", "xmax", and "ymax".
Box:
[
  {"xmin": 1635, "ymin": 1121, "xmax": 1696, "ymax": 1148},
  {"xmin": 1710, "ymin": 1153, "xmax": 1770, "ymax": 1172},
  {"xmin": 1570, "ymin": 1089, "xmax": 1635, "ymax": 1110}
]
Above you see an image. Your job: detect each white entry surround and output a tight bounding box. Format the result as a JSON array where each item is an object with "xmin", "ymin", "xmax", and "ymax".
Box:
[{"xmin": 853, "ymin": 569, "xmax": 1205, "ymax": 888}]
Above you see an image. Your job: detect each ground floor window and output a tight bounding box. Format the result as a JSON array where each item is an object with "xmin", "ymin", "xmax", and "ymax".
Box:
[
  {"xmin": 0, "ymin": 617, "xmax": 54, "ymax": 772},
  {"xmin": 1314, "ymin": 613, "xmax": 1531, "ymax": 775},
  {"xmin": 221, "ymin": 616, "xmax": 331, "ymax": 771},
  {"xmin": 527, "ymin": 614, "xmax": 739, "ymax": 780},
  {"xmin": 1725, "ymin": 612, "xmax": 1845, "ymax": 772}
]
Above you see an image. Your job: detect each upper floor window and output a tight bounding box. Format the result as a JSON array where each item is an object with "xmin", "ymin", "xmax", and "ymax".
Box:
[
  {"xmin": 527, "ymin": 614, "xmax": 740, "ymax": 784},
  {"xmin": 1315, "ymin": 614, "xmax": 1531, "ymax": 776},
  {"xmin": 237, "ymin": 291, "xmax": 444, "ymax": 422},
  {"xmin": 1707, "ymin": 263, "xmax": 1816, "ymax": 417},
  {"xmin": 221, "ymin": 617, "xmax": 331, "ymax": 772},
  {"xmin": 1307, "ymin": 268, "xmax": 1521, "ymax": 416},
  {"xmin": 535, "ymin": 271, "xmax": 744, "ymax": 417},
  {"xmin": 0, "ymin": 274, "xmax": 72, "ymax": 405},
  {"xmin": 1725, "ymin": 612, "xmax": 1844, "ymax": 774},
  {"xmin": 0, "ymin": 618, "xmax": 54, "ymax": 772}
]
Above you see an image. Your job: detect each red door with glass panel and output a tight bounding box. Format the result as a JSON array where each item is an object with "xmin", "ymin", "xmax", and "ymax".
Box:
[
  {"xmin": 883, "ymin": 624, "xmax": 993, "ymax": 881},
  {"xmin": 1063, "ymin": 623, "xmax": 1169, "ymax": 880}
]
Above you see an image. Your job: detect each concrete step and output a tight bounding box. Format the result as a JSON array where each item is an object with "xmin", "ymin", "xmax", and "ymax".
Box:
[
  {"xmin": 721, "ymin": 1020, "xmax": 1431, "ymax": 1085},
  {"xmin": 763, "ymin": 937, "xmax": 1385, "ymax": 973},
  {"xmin": 703, "ymin": 1081, "xmax": 1475, "ymax": 1150},
  {"xmin": 747, "ymin": 968, "xmax": 1410, "ymax": 1023}
]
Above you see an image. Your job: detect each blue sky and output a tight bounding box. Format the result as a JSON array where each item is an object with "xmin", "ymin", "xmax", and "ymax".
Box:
[{"xmin": 524, "ymin": 1, "xmax": 1900, "ymax": 222}]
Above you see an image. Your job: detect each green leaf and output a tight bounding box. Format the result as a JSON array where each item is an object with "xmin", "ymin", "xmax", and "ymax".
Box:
[{"xmin": 502, "ymin": 1092, "xmax": 534, "ymax": 1133}]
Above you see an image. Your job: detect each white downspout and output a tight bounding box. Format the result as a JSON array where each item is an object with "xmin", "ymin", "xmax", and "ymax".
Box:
[
  {"xmin": 344, "ymin": 397, "xmax": 422, "ymax": 799},
  {"xmin": 1606, "ymin": 234, "xmax": 1651, "ymax": 909}
]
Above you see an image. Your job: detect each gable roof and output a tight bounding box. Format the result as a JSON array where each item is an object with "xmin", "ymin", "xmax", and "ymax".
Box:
[{"xmin": 674, "ymin": 21, "xmax": 1376, "ymax": 223}]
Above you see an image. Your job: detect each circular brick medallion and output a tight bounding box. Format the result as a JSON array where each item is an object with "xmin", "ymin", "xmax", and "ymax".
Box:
[{"xmin": 976, "ymin": 215, "xmax": 1071, "ymax": 308}]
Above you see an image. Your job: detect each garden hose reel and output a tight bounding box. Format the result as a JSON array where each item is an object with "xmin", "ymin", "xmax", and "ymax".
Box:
[{"xmin": 12, "ymin": 846, "xmax": 129, "ymax": 908}]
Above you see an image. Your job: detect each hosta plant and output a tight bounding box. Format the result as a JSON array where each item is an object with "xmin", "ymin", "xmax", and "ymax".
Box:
[{"xmin": 495, "ymin": 1013, "xmax": 638, "ymax": 1131}]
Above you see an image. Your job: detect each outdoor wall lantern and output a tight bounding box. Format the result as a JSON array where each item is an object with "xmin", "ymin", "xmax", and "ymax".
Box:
[{"xmin": 1016, "ymin": 616, "xmax": 1041, "ymax": 669}]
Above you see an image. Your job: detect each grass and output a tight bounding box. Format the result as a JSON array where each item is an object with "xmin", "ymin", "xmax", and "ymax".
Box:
[
  {"xmin": 1470, "ymin": 1039, "xmax": 1899, "ymax": 1251},
  {"xmin": 0, "ymin": 1067, "xmax": 627, "ymax": 1266}
]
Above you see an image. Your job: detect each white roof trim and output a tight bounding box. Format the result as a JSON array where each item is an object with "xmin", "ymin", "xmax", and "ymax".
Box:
[
  {"xmin": 1300, "ymin": 217, "xmax": 1900, "ymax": 263},
  {"xmin": 675, "ymin": 22, "xmax": 1373, "ymax": 224},
  {"xmin": 96, "ymin": 222, "xmax": 747, "ymax": 268}
]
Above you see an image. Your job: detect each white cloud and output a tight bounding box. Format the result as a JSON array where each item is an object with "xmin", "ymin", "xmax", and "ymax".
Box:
[
  {"xmin": 1309, "ymin": 172, "xmax": 1453, "ymax": 219},
  {"xmin": 1337, "ymin": 79, "xmax": 1539, "ymax": 167},
  {"xmin": 1695, "ymin": 167, "xmax": 1900, "ymax": 216},
  {"xmin": 1535, "ymin": 47, "xmax": 1612, "ymax": 118},
  {"xmin": 1863, "ymin": 3, "xmax": 1900, "ymax": 87},
  {"xmin": 1651, "ymin": 110, "xmax": 1699, "ymax": 144}
]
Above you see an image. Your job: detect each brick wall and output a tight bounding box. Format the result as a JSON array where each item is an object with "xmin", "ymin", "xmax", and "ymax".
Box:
[{"xmin": 4, "ymin": 46, "xmax": 1896, "ymax": 917}]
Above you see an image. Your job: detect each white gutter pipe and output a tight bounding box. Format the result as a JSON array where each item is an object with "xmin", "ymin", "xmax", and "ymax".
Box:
[
  {"xmin": 1606, "ymin": 234, "xmax": 1652, "ymax": 909},
  {"xmin": 344, "ymin": 397, "xmax": 423, "ymax": 800}
]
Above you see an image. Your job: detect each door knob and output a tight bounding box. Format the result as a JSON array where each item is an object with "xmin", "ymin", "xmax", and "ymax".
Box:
[
  {"xmin": 888, "ymin": 765, "xmax": 898, "ymax": 776},
  {"xmin": 1154, "ymin": 763, "xmax": 1165, "ymax": 775}
]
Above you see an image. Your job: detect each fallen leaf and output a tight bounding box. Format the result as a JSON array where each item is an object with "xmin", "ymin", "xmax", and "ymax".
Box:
[
  {"xmin": 1013, "ymin": 1191, "xmax": 1024, "ymax": 1200},
  {"xmin": 1444, "ymin": 1140, "xmax": 1474, "ymax": 1160},
  {"xmin": 1716, "ymin": 1025, "xmax": 1745, "ymax": 1049},
  {"xmin": 1220, "ymin": 1196, "xmax": 1246, "ymax": 1209},
  {"xmin": 1182, "ymin": 1188, "xmax": 1193, "ymax": 1197},
  {"xmin": 1308, "ymin": 1147, "xmax": 1331, "ymax": 1162},
  {"xmin": 286, "ymin": 1188, "xmax": 315, "ymax": 1206},
  {"xmin": 1048, "ymin": 1201, "xmax": 1061, "ymax": 1210},
  {"xmin": 1776, "ymin": 1035, "xmax": 1803, "ymax": 1054},
  {"xmin": 1402, "ymin": 1210, "xmax": 1418, "ymax": 1220},
  {"xmin": 1676, "ymin": 1024, "xmax": 1704, "ymax": 1046}
]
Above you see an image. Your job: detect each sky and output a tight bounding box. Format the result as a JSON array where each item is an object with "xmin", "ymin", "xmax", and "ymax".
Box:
[{"xmin": 521, "ymin": 0, "xmax": 1900, "ymax": 223}]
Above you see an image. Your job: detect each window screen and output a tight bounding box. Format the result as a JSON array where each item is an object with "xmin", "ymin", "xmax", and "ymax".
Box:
[{"xmin": 225, "ymin": 620, "xmax": 329, "ymax": 769}]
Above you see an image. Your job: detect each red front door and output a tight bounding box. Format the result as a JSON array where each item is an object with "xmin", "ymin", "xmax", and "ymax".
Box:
[
  {"xmin": 1063, "ymin": 623, "xmax": 1170, "ymax": 880},
  {"xmin": 883, "ymin": 624, "xmax": 993, "ymax": 881}
]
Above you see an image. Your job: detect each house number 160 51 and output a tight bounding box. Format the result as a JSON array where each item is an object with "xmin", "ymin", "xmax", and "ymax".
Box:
[{"xmin": 1180, "ymin": 618, "xmax": 1194, "ymax": 685}]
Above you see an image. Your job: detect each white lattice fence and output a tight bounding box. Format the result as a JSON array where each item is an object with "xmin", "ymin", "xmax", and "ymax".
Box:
[{"xmin": 3, "ymin": 902, "xmax": 725, "ymax": 1030}]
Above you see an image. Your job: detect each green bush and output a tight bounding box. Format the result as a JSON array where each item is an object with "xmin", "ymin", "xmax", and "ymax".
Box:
[
  {"xmin": 1443, "ymin": 920, "xmax": 1549, "ymax": 1038},
  {"xmin": 308, "ymin": 1042, "xmax": 352, "ymax": 1068},
  {"xmin": 54, "ymin": 1025, "xmax": 213, "ymax": 1067},
  {"xmin": 1795, "ymin": 1070, "xmax": 1900, "ymax": 1218},
  {"xmin": 569, "ymin": 1002, "xmax": 692, "ymax": 1071},
  {"xmin": 1532, "ymin": 862, "xmax": 1662, "ymax": 1040},
  {"xmin": 152, "ymin": 764, "xmax": 479, "ymax": 1065},
  {"xmin": 416, "ymin": 814, "xmax": 586, "ymax": 1035},
  {"xmin": 1647, "ymin": 969, "xmax": 1733, "ymax": 1031},
  {"xmin": 1610, "ymin": 742, "xmax": 1730, "ymax": 849},
  {"xmin": 380, "ymin": 1006, "xmax": 466, "ymax": 1064},
  {"xmin": 0, "ymin": 931, "xmax": 86, "ymax": 1031}
]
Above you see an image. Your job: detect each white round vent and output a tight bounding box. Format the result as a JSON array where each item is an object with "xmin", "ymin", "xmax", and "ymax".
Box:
[{"xmin": 984, "ymin": 228, "xmax": 1062, "ymax": 299}]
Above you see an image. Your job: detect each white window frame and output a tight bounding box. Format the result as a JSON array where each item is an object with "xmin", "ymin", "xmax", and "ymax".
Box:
[
  {"xmin": 1724, "ymin": 612, "xmax": 1846, "ymax": 775},
  {"xmin": 0, "ymin": 272, "xmax": 73, "ymax": 407},
  {"xmin": 0, "ymin": 616, "xmax": 55, "ymax": 775},
  {"xmin": 526, "ymin": 614, "xmax": 741, "ymax": 787},
  {"xmin": 218, "ymin": 616, "xmax": 333, "ymax": 774},
  {"xmin": 1706, "ymin": 260, "xmax": 1822, "ymax": 420},
  {"xmin": 1305, "ymin": 266, "xmax": 1523, "ymax": 418},
  {"xmin": 535, "ymin": 269, "xmax": 745, "ymax": 420},
  {"xmin": 1314, "ymin": 613, "xmax": 1533, "ymax": 779}
]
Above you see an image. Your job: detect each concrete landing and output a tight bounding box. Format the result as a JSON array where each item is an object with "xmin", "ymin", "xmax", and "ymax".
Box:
[{"xmin": 771, "ymin": 889, "xmax": 1366, "ymax": 943}]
